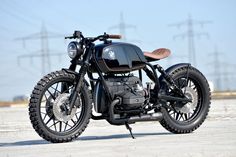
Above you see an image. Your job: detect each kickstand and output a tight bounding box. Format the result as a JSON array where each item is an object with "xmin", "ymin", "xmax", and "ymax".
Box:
[{"xmin": 125, "ymin": 122, "xmax": 135, "ymax": 139}]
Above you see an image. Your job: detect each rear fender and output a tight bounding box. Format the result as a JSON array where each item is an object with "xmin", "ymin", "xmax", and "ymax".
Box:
[{"xmin": 159, "ymin": 63, "xmax": 191, "ymax": 84}]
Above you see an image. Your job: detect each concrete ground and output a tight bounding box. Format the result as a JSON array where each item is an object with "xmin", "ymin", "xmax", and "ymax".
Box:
[{"xmin": 0, "ymin": 99, "xmax": 236, "ymax": 157}]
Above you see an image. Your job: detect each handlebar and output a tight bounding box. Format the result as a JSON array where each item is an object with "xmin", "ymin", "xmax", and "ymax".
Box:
[{"xmin": 65, "ymin": 31, "xmax": 122, "ymax": 42}]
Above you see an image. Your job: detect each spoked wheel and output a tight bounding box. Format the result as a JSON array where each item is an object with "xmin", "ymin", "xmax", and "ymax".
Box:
[
  {"xmin": 29, "ymin": 70, "xmax": 92, "ymax": 143},
  {"xmin": 160, "ymin": 66, "xmax": 211, "ymax": 134}
]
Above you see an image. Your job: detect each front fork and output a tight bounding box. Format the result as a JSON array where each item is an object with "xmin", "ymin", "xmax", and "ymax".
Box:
[{"xmin": 67, "ymin": 46, "xmax": 93, "ymax": 115}]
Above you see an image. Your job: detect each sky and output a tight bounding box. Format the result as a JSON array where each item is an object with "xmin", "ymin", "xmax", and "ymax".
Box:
[{"xmin": 0, "ymin": 0, "xmax": 236, "ymax": 101}]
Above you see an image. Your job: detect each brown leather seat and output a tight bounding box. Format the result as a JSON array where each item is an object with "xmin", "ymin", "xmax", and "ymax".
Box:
[{"xmin": 144, "ymin": 48, "xmax": 171, "ymax": 61}]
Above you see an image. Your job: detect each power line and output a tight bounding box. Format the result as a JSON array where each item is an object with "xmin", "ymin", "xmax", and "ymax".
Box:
[
  {"xmin": 108, "ymin": 12, "xmax": 136, "ymax": 41},
  {"xmin": 0, "ymin": 0, "xmax": 67, "ymax": 33},
  {"xmin": 167, "ymin": 55, "xmax": 188, "ymax": 67},
  {"xmin": 0, "ymin": 5, "xmax": 38, "ymax": 27},
  {"xmin": 16, "ymin": 23, "xmax": 65, "ymax": 75},
  {"xmin": 169, "ymin": 14, "xmax": 211, "ymax": 67}
]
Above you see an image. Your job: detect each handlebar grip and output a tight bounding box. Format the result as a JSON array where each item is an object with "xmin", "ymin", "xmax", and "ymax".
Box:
[
  {"xmin": 108, "ymin": 34, "xmax": 122, "ymax": 39},
  {"xmin": 65, "ymin": 36, "xmax": 73, "ymax": 39}
]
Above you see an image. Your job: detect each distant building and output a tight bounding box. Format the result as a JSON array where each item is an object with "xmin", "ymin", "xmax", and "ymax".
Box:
[{"xmin": 13, "ymin": 95, "xmax": 28, "ymax": 102}]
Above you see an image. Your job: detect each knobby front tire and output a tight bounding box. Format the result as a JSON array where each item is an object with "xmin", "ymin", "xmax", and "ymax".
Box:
[{"xmin": 29, "ymin": 70, "xmax": 92, "ymax": 143}]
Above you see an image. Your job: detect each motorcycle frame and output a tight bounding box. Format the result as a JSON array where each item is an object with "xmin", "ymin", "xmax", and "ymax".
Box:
[{"xmin": 64, "ymin": 42, "xmax": 191, "ymax": 117}]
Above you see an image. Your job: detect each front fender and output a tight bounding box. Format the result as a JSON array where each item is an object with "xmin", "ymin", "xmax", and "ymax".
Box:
[{"xmin": 61, "ymin": 68, "xmax": 90, "ymax": 87}]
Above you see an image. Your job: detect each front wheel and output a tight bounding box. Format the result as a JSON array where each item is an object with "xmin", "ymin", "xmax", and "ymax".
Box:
[
  {"xmin": 160, "ymin": 66, "xmax": 211, "ymax": 134},
  {"xmin": 29, "ymin": 70, "xmax": 92, "ymax": 143}
]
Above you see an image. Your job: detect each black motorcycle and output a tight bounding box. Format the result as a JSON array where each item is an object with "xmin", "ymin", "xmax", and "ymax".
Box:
[{"xmin": 29, "ymin": 31, "xmax": 211, "ymax": 143}]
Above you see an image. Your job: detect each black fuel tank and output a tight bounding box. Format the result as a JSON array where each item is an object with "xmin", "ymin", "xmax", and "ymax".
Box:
[{"xmin": 94, "ymin": 42, "xmax": 146, "ymax": 73}]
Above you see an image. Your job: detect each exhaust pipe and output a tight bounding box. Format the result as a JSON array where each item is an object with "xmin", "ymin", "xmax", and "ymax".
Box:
[
  {"xmin": 109, "ymin": 98, "xmax": 163, "ymax": 125},
  {"xmin": 128, "ymin": 112, "xmax": 163, "ymax": 123}
]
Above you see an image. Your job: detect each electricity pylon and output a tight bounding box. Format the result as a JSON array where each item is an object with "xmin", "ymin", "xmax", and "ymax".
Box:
[
  {"xmin": 169, "ymin": 14, "xmax": 211, "ymax": 67},
  {"xmin": 208, "ymin": 46, "xmax": 222, "ymax": 90},
  {"xmin": 108, "ymin": 12, "xmax": 136, "ymax": 41},
  {"xmin": 16, "ymin": 23, "xmax": 64, "ymax": 75}
]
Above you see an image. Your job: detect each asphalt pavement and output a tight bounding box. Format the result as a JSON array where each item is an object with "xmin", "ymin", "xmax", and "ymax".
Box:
[{"xmin": 0, "ymin": 99, "xmax": 236, "ymax": 157}]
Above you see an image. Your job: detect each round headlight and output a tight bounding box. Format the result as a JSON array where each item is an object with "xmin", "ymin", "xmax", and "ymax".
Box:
[{"xmin": 67, "ymin": 42, "xmax": 83, "ymax": 59}]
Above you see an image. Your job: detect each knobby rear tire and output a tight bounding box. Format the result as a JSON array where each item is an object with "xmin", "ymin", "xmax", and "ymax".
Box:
[{"xmin": 160, "ymin": 66, "xmax": 211, "ymax": 134}]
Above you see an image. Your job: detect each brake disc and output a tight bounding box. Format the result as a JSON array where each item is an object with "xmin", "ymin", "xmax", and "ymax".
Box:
[
  {"xmin": 45, "ymin": 96, "xmax": 54, "ymax": 119},
  {"xmin": 175, "ymin": 87, "xmax": 198, "ymax": 114},
  {"xmin": 53, "ymin": 93, "xmax": 77, "ymax": 122}
]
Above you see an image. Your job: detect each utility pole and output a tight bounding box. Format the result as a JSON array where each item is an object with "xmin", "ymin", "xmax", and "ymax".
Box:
[
  {"xmin": 169, "ymin": 14, "xmax": 211, "ymax": 67},
  {"xmin": 108, "ymin": 12, "xmax": 136, "ymax": 41},
  {"xmin": 16, "ymin": 23, "xmax": 64, "ymax": 75}
]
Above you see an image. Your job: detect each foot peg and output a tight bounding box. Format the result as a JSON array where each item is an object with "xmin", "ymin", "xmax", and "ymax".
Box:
[{"xmin": 125, "ymin": 122, "xmax": 135, "ymax": 139}]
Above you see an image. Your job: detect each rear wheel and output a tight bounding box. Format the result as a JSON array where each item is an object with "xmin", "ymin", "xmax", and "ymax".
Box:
[
  {"xmin": 29, "ymin": 70, "xmax": 92, "ymax": 143},
  {"xmin": 160, "ymin": 66, "xmax": 211, "ymax": 133}
]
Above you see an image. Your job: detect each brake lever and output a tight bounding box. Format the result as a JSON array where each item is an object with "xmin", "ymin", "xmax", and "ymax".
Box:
[{"xmin": 65, "ymin": 31, "xmax": 82, "ymax": 40}]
